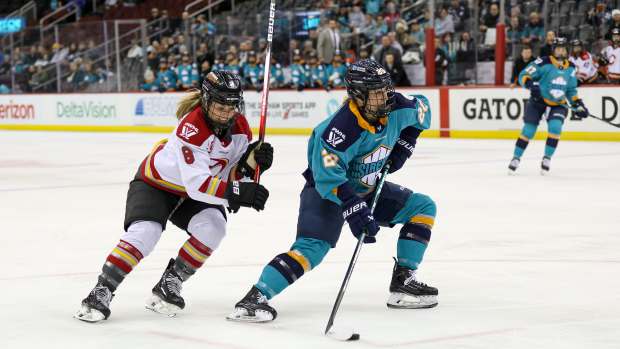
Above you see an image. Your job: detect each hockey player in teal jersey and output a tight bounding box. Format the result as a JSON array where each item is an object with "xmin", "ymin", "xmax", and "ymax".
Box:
[
  {"xmin": 269, "ymin": 56, "xmax": 285, "ymax": 88},
  {"xmin": 228, "ymin": 59, "xmax": 438, "ymax": 323},
  {"xmin": 242, "ymin": 51, "xmax": 261, "ymax": 90},
  {"xmin": 289, "ymin": 50, "xmax": 307, "ymax": 91},
  {"xmin": 509, "ymin": 37, "xmax": 589, "ymax": 175}
]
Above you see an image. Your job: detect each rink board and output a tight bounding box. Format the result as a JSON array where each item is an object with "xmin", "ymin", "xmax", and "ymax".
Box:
[{"xmin": 0, "ymin": 87, "xmax": 618, "ymax": 140}]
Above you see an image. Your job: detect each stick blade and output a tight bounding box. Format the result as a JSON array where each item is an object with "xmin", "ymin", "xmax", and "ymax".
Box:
[{"xmin": 325, "ymin": 325, "xmax": 360, "ymax": 341}]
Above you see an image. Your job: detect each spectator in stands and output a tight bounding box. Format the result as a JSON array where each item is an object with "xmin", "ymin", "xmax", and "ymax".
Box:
[
  {"xmin": 374, "ymin": 15, "xmax": 390, "ymax": 41},
  {"xmin": 66, "ymin": 61, "xmax": 85, "ymax": 90},
  {"xmin": 539, "ymin": 31, "xmax": 556, "ymax": 57},
  {"xmin": 441, "ymin": 33, "xmax": 458, "ymax": 84},
  {"xmin": 384, "ymin": 51, "xmax": 410, "ymax": 86},
  {"xmin": 605, "ymin": 9, "xmax": 620, "ymax": 40},
  {"xmin": 406, "ymin": 21, "xmax": 425, "ymax": 50},
  {"xmin": 586, "ymin": 2, "xmax": 611, "ymax": 33},
  {"xmin": 155, "ymin": 59, "xmax": 177, "ymax": 91},
  {"xmin": 50, "ymin": 43, "xmax": 68, "ymax": 64},
  {"xmin": 317, "ymin": 19, "xmax": 341, "ymax": 64},
  {"xmin": 523, "ymin": 12, "xmax": 544, "ymax": 46},
  {"xmin": 289, "ymin": 50, "xmax": 307, "ymax": 91},
  {"xmin": 176, "ymin": 54, "xmax": 199, "ymax": 90},
  {"xmin": 479, "ymin": 3, "xmax": 499, "ymax": 33},
  {"xmin": 388, "ymin": 31, "xmax": 403, "ymax": 55},
  {"xmin": 349, "ymin": 6, "xmax": 366, "ymax": 32},
  {"xmin": 81, "ymin": 61, "xmax": 99, "ymax": 86},
  {"xmin": 326, "ymin": 53, "xmax": 347, "ymax": 88},
  {"xmin": 435, "ymin": 7, "xmax": 455, "ymax": 37},
  {"xmin": 384, "ymin": 1, "xmax": 400, "ymax": 29},
  {"xmin": 510, "ymin": 45, "xmax": 534, "ymax": 86},
  {"xmin": 336, "ymin": 7, "xmax": 351, "ymax": 34},
  {"xmin": 196, "ymin": 42, "xmax": 213, "ymax": 67},
  {"xmin": 179, "ymin": 11, "xmax": 191, "ymax": 35},
  {"xmin": 456, "ymin": 31, "xmax": 475, "ymax": 84},
  {"xmin": 434, "ymin": 37, "xmax": 449, "ymax": 85},
  {"xmin": 448, "ymin": 0, "xmax": 470, "ymax": 31},
  {"xmin": 146, "ymin": 48, "xmax": 159, "ymax": 73},
  {"xmin": 507, "ymin": 16, "xmax": 525, "ymax": 46},
  {"xmin": 141, "ymin": 69, "xmax": 159, "ymax": 92},
  {"xmin": 374, "ymin": 35, "xmax": 401, "ymax": 67},
  {"xmin": 160, "ymin": 10, "xmax": 172, "ymax": 37},
  {"xmin": 239, "ymin": 40, "xmax": 253, "ymax": 66},
  {"xmin": 148, "ymin": 7, "xmax": 162, "ymax": 37},
  {"xmin": 0, "ymin": 83, "xmax": 9, "ymax": 94},
  {"xmin": 395, "ymin": 20, "xmax": 413, "ymax": 50},
  {"xmin": 167, "ymin": 55, "xmax": 178, "ymax": 70},
  {"xmin": 365, "ymin": 0, "xmax": 382, "ymax": 16}
]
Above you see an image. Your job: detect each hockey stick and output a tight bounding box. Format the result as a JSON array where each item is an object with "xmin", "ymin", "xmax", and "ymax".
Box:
[
  {"xmin": 325, "ymin": 162, "xmax": 391, "ymax": 341},
  {"xmin": 253, "ymin": 0, "xmax": 277, "ymax": 183},
  {"xmin": 562, "ymin": 100, "xmax": 620, "ymax": 128}
]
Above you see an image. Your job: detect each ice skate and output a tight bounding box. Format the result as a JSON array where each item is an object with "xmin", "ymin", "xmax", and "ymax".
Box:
[
  {"xmin": 387, "ymin": 259, "xmax": 438, "ymax": 309},
  {"xmin": 227, "ymin": 286, "xmax": 277, "ymax": 322},
  {"xmin": 540, "ymin": 156, "xmax": 551, "ymax": 175},
  {"xmin": 146, "ymin": 259, "xmax": 185, "ymax": 317},
  {"xmin": 508, "ymin": 157, "xmax": 520, "ymax": 175},
  {"xmin": 74, "ymin": 281, "xmax": 114, "ymax": 323}
]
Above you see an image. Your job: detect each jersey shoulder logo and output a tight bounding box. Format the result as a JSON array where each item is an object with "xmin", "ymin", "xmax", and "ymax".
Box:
[
  {"xmin": 327, "ymin": 127, "xmax": 346, "ymax": 147},
  {"xmin": 179, "ymin": 123, "xmax": 199, "ymax": 140}
]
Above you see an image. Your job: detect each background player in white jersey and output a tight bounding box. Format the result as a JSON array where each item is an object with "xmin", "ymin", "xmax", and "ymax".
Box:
[
  {"xmin": 74, "ymin": 71, "xmax": 274, "ymax": 322},
  {"xmin": 601, "ymin": 28, "xmax": 620, "ymax": 82},
  {"xmin": 568, "ymin": 39, "xmax": 599, "ymax": 84}
]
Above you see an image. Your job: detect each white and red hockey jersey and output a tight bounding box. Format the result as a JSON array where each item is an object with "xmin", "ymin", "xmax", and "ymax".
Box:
[
  {"xmin": 602, "ymin": 44, "xmax": 620, "ymax": 78},
  {"xmin": 569, "ymin": 51, "xmax": 598, "ymax": 81},
  {"xmin": 139, "ymin": 106, "xmax": 252, "ymax": 207}
]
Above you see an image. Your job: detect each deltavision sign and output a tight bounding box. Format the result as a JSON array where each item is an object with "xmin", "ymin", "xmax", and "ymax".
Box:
[{"xmin": 57, "ymin": 101, "xmax": 116, "ymax": 118}]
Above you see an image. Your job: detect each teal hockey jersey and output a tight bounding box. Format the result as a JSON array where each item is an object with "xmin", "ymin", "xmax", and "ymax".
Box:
[
  {"xmin": 306, "ymin": 92, "xmax": 431, "ymax": 204},
  {"xmin": 518, "ymin": 56, "xmax": 580, "ymax": 105}
]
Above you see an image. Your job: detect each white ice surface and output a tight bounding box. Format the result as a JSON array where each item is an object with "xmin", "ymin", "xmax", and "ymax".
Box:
[{"xmin": 1, "ymin": 132, "xmax": 619, "ymax": 349}]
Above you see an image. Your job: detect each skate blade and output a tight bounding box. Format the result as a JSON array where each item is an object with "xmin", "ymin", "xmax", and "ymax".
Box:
[
  {"xmin": 145, "ymin": 295, "xmax": 182, "ymax": 317},
  {"xmin": 540, "ymin": 169, "xmax": 549, "ymax": 176},
  {"xmin": 386, "ymin": 292, "xmax": 438, "ymax": 309},
  {"xmin": 74, "ymin": 305, "xmax": 106, "ymax": 323},
  {"xmin": 226, "ymin": 307, "xmax": 274, "ymax": 323}
]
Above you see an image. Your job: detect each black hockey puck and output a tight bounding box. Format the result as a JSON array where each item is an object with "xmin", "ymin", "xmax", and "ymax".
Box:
[{"xmin": 348, "ymin": 333, "xmax": 360, "ymax": 341}]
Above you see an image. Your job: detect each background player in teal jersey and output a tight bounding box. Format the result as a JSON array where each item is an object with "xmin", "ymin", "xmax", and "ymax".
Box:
[
  {"xmin": 242, "ymin": 51, "xmax": 261, "ymax": 90},
  {"xmin": 509, "ymin": 37, "xmax": 589, "ymax": 175},
  {"xmin": 289, "ymin": 50, "xmax": 307, "ymax": 91},
  {"xmin": 227, "ymin": 59, "xmax": 438, "ymax": 323}
]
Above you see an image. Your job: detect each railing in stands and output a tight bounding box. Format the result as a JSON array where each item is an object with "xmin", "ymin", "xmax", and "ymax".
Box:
[
  {"xmin": 39, "ymin": 1, "xmax": 81, "ymax": 42},
  {"xmin": 185, "ymin": 0, "xmax": 227, "ymax": 20}
]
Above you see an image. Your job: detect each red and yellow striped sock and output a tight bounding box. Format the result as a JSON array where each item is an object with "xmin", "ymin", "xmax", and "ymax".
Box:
[
  {"xmin": 100, "ymin": 240, "xmax": 144, "ymax": 291},
  {"xmin": 173, "ymin": 236, "xmax": 213, "ymax": 281}
]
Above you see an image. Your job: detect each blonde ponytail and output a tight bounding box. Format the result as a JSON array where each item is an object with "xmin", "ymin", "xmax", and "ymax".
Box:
[{"xmin": 176, "ymin": 89, "xmax": 202, "ymax": 120}]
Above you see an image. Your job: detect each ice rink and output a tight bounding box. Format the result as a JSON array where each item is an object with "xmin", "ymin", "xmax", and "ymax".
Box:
[{"xmin": 1, "ymin": 131, "xmax": 619, "ymax": 349}]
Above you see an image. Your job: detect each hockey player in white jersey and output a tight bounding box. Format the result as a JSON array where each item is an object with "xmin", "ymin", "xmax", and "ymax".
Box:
[
  {"xmin": 568, "ymin": 39, "xmax": 599, "ymax": 84},
  {"xmin": 601, "ymin": 28, "xmax": 620, "ymax": 82},
  {"xmin": 74, "ymin": 71, "xmax": 274, "ymax": 322}
]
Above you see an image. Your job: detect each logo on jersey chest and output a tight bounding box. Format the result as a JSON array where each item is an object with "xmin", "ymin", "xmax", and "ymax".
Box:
[
  {"xmin": 351, "ymin": 145, "xmax": 390, "ymax": 187},
  {"xmin": 551, "ymin": 76, "xmax": 567, "ymax": 86},
  {"xmin": 209, "ymin": 158, "xmax": 229, "ymax": 174}
]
